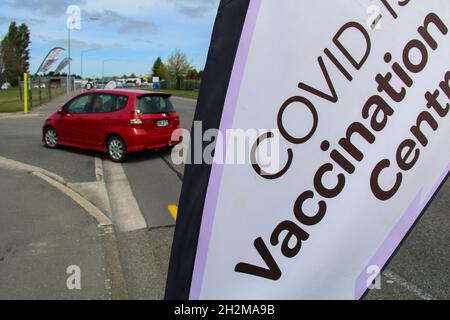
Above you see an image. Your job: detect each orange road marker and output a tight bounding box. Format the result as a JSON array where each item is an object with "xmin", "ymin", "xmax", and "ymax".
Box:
[{"xmin": 168, "ymin": 205, "xmax": 178, "ymax": 221}]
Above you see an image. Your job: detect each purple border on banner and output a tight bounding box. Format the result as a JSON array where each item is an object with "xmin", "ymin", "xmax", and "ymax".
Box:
[
  {"xmin": 355, "ymin": 163, "xmax": 450, "ymax": 299},
  {"xmin": 189, "ymin": 0, "xmax": 262, "ymax": 300}
]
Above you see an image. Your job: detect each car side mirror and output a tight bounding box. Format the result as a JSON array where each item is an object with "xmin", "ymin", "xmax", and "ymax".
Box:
[{"xmin": 57, "ymin": 107, "xmax": 67, "ymax": 115}]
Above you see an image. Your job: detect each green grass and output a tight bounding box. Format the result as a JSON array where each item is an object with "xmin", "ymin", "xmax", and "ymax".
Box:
[
  {"xmin": 156, "ymin": 89, "xmax": 199, "ymax": 100},
  {"xmin": 0, "ymin": 88, "xmax": 25, "ymax": 113},
  {"xmin": 1, "ymin": 87, "xmax": 198, "ymax": 113},
  {"xmin": 0, "ymin": 87, "xmax": 66, "ymax": 113},
  {"xmin": 143, "ymin": 88, "xmax": 199, "ymax": 100}
]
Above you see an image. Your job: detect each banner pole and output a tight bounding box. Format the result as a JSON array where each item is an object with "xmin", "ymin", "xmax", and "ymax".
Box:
[
  {"xmin": 24, "ymin": 73, "xmax": 28, "ymax": 114},
  {"xmin": 38, "ymin": 77, "xmax": 42, "ymax": 106}
]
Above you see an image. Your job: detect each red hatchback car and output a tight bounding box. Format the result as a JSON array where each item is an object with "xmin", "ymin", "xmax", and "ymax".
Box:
[{"xmin": 43, "ymin": 89, "xmax": 182, "ymax": 162}]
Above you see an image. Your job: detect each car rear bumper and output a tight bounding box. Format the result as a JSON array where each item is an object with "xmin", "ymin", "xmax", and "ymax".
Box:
[{"xmin": 125, "ymin": 128, "xmax": 182, "ymax": 152}]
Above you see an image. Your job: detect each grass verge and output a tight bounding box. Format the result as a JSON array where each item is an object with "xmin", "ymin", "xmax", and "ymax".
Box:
[
  {"xmin": 0, "ymin": 87, "xmax": 66, "ymax": 113},
  {"xmin": 142, "ymin": 88, "xmax": 199, "ymax": 100}
]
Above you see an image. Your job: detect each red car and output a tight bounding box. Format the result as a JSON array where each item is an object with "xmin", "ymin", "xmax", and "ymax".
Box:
[{"xmin": 43, "ymin": 89, "xmax": 182, "ymax": 162}]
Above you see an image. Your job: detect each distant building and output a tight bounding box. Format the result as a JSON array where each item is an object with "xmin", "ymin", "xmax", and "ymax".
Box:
[
  {"xmin": 116, "ymin": 77, "xmax": 142, "ymax": 85},
  {"xmin": 35, "ymin": 76, "xmax": 70, "ymax": 88}
]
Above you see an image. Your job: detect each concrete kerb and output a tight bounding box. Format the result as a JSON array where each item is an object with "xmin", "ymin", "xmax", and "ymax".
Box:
[
  {"xmin": 0, "ymin": 155, "xmax": 129, "ymax": 299},
  {"xmin": 0, "ymin": 112, "xmax": 43, "ymax": 120},
  {"xmin": 0, "ymin": 155, "xmax": 112, "ymax": 226}
]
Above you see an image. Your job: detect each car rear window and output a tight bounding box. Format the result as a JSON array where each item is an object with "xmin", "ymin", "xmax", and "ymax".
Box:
[
  {"xmin": 136, "ymin": 95, "xmax": 175, "ymax": 114},
  {"xmin": 91, "ymin": 94, "xmax": 129, "ymax": 113}
]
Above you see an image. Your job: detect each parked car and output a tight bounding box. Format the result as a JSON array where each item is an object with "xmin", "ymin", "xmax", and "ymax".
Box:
[
  {"xmin": 33, "ymin": 83, "xmax": 47, "ymax": 88},
  {"xmin": 42, "ymin": 89, "xmax": 182, "ymax": 162},
  {"xmin": 1, "ymin": 82, "xmax": 12, "ymax": 90}
]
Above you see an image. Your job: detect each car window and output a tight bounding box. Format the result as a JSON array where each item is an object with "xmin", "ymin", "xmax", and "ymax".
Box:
[
  {"xmin": 136, "ymin": 95, "xmax": 175, "ymax": 114},
  {"xmin": 66, "ymin": 94, "xmax": 93, "ymax": 114},
  {"xmin": 91, "ymin": 94, "xmax": 129, "ymax": 113},
  {"xmin": 116, "ymin": 96, "xmax": 128, "ymax": 110}
]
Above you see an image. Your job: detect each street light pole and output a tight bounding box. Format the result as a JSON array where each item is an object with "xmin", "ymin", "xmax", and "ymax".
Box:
[
  {"xmin": 67, "ymin": 27, "xmax": 71, "ymax": 95},
  {"xmin": 66, "ymin": 17, "xmax": 98, "ymax": 95},
  {"xmin": 81, "ymin": 51, "xmax": 84, "ymax": 81}
]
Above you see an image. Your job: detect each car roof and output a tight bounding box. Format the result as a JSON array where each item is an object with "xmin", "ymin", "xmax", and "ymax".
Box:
[{"xmin": 85, "ymin": 89, "xmax": 171, "ymax": 97}]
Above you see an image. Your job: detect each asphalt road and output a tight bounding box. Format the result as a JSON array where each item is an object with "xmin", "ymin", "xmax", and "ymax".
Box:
[
  {"xmin": 122, "ymin": 96, "xmax": 195, "ymax": 228},
  {"xmin": 0, "ymin": 94, "xmax": 96, "ymax": 183},
  {"xmin": 0, "ymin": 94, "xmax": 195, "ymax": 299},
  {"xmin": 366, "ymin": 178, "xmax": 450, "ymax": 300},
  {"xmin": 0, "ymin": 94, "xmax": 194, "ymax": 227},
  {"xmin": 0, "ymin": 168, "xmax": 110, "ymax": 300},
  {"xmin": 117, "ymin": 97, "xmax": 195, "ymax": 299},
  {"xmin": 0, "ymin": 93, "xmax": 448, "ymax": 300}
]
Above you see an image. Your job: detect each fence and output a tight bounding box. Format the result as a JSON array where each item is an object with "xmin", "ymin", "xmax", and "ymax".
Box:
[
  {"xmin": 18, "ymin": 76, "xmax": 70, "ymax": 109},
  {"xmin": 160, "ymin": 79, "xmax": 201, "ymax": 91}
]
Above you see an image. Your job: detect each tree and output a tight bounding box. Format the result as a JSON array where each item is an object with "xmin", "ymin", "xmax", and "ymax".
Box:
[
  {"xmin": 16, "ymin": 23, "xmax": 31, "ymax": 75},
  {"xmin": 151, "ymin": 56, "xmax": 167, "ymax": 79},
  {"xmin": 166, "ymin": 49, "xmax": 193, "ymax": 89},
  {"xmin": 186, "ymin": 68, "xmax": 199, "ymax": 80},
  {"xmin": 0, "ymin": 22, "xmax": 30, "ymax": 86},
  {"xmin": 1, "ymin": 23, "xmax": 19, "ymax": 85},
  {"xmin": 0, "ymin": 45, "xmax": 4, "ymax": 86}
]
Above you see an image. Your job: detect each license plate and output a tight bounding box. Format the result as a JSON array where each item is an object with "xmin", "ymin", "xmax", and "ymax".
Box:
[{"xmin": 157, "ymin": 120, "xmax": 169, "ymax": 127}]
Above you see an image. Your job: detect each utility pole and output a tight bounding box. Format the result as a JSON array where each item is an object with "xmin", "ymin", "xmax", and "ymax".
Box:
[
  {"xmin": 67, "ymin": 27, "xmax": 71, "ymax": 95},
  {"xmin": 66, "ymin": 17, "xmax": 99, "ymax": 95}
]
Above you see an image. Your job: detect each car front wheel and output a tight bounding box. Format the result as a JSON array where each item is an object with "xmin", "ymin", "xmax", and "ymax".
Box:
[
  {"xmin": 107, "ymin": 136, "xmax": 127, "ymax": 163},
  {"xmin": 44, "ymin": 127, "xmax": 59, "ymax": 149}
]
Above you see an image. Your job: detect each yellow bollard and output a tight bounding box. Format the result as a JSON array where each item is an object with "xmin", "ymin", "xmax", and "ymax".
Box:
[{"xmin": 24, "ymin": 73, "xmax": 28, "ymax": 114}]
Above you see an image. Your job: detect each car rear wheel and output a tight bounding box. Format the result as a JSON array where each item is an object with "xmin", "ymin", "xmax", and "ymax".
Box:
[
  {"xmin": 44, "ymin": 127, "xmax": 59, "ymax": 149},
  {"xmin": 107, "ymin": 136, "xmax": 127, "ymax": 163}
]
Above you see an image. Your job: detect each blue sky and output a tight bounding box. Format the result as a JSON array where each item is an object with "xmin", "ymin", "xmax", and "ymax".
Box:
[{"xmin": 0, "ymin": 0, "xmax": 220, "ymax": 77}]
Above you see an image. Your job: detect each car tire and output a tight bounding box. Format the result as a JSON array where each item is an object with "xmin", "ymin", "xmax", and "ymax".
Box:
[
  {"xmin": 43, "ymin": 127, "xmax": 59, "ymax": 149},
  {"xmin": 107, "ymin": 136, "xmax": 127, "ymax": 163}
]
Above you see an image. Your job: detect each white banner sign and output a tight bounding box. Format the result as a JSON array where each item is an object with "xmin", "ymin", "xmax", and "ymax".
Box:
[
  {"xmin": 190, "ymin": 0, "xmax": 450, "ymax": 299},
  {"xmin": 105, "ymin": 81, "xmax": 117, "ymax": 90},
  {"xmin": 54, "ymin": 57, "xmax": 72, "ymax": 74},
  {"xmin": 36, "ymin": 47, "xmax": 65, "ymax": 74}
]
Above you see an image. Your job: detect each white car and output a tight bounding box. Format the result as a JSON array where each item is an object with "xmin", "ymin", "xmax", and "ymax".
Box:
[{"xmin": 1, "ymin": 82, "xmax": 11, "ymax": 90}]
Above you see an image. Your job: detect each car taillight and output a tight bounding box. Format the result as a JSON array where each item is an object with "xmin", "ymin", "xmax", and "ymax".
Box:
[{"xmin": 130, "ymin": 118, "xmax": 143, "ymax": 125}]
